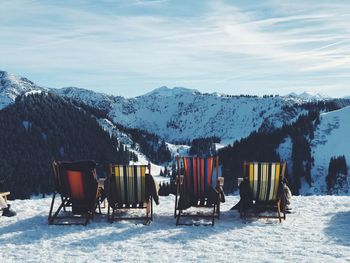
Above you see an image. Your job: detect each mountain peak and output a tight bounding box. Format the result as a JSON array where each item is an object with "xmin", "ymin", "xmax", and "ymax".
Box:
[
  {"xmin": 0, "ymin": 70, "xmax": 46, "ymax": 109},
  {"xmin": 144, "ymin": 86, "xmax": 199, "ymax": 97},
  {"xmin": 286, "ymin": 91, "xmax": 330, "ymax": 101}
]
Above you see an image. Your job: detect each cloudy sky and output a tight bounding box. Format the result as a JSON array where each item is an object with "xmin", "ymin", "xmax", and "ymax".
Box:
[{"xmin": 1, "ymin": 0, "xmax": 350, "ymax": 97}]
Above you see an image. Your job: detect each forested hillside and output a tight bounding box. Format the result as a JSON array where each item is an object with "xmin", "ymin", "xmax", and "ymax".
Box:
[
  {"xmin": 0, "ymin": 92, "xmax": 132, "ymax": 198},
  {"xmin": 219, "ymin": 99, "xmax": 350, "ymax": 194}
]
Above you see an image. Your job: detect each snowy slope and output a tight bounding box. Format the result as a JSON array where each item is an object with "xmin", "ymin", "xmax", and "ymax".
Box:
[
  {"xmin": 0, "ymin": 71, "xmax": 46, "ymax": 109},
  {"xmin": 97, "ymin": 118, "xmax": 163, "ymax": 176},
  {"xmin": 54, "ymin": 87, "xmax": 117, "ymax": 112},
  {"xmin": 57, "ymin": 86, "xmax": 308, "ymax": 143},
  {"xmin": 302, "ymin": 106, "xmax": 350, "ymax": 194},
  {"xmin": 0, "ymin": 195, "xmax": 349, "ymax": 262}
]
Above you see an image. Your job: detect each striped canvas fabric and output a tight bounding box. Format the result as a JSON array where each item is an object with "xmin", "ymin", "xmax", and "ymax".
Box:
[
  {"xmin": 246, "ymin": 162, "xmax": 282, "ymax": 202},
  {"xmin": 182, "ymin": 157, "xmax": 218, "ymax": 198},
  {"xmin": 111, "ymin": 165, "xmax": 148, "ymax": 204}
]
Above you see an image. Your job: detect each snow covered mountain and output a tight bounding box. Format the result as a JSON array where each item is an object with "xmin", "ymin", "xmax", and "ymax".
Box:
[
  {"xmin": 54, "ymin": 86, "xmax": 117, "ymax": 112},
  {"xmin": 0, "ymin": 71, "xmax": 46, "ymax": 109},
  {"xmin": 286, "ymin": 91, "xmax": 330, "ymax": 101},
  {"xmin": 301, "ymin": 106, "xmax": 350, "ymax": 195},
  {"xmin": 0, "ymin": 71, "xmax": 329, "ymax": 144},
  {"xmin": 55, "ymin": 86, "xmax": 312, "ymax": 143},
  {"xmin": 1, "ymin": 70, "xmax": 350, "ymax": 195}
]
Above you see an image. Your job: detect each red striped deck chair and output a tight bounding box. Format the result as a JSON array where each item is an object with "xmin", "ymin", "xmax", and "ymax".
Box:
[
  {"xmin": 174, "ymin": 156, "xmax": 223, "ymax": 226},
  {"xmin": 240, "ymin": 161, "xmax": 287, "ymax": 222},
  {"xmin": 107, "ymin": 163, "xmax": 154, "ymax": 223},
  {"xmin": 48, "ymin": 160, "xmax": 99, "ymax": 225}
]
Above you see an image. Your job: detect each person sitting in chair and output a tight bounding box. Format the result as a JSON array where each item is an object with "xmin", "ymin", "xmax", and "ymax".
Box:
[{"xmin": 0, "ymin": 195, "xmax": 16, "ymax": 217}]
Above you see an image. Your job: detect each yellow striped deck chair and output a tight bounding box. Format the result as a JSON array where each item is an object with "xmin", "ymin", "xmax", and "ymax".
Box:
[
  {"xmin": 107, "ymin": 163, "xmax": 153, "ymax": 223},
  {"xmin": 240, "ymin": 161, "xmax": 286, "ymax": 222}
]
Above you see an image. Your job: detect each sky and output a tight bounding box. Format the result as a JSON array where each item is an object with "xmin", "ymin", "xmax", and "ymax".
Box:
[{"xmin": 0, "ymin": 0, "xmax": 350, "ymax": 98}]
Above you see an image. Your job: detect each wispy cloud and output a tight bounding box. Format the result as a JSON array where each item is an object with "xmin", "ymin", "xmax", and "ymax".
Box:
[{"xmin": 0, "ymin": 0, "xmax": 349, "ymax": 97}]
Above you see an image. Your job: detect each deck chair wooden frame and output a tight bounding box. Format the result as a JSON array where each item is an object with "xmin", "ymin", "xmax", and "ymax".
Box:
[
  {"xmin": 174, "ymin": 156, "xmax": 222, "ymax": 226},
  {"xmin": 240, "ymin": 161, "xmax": 287, "ymax": 223},
  {"xmin": 48, "ymin": 160, "xmax": 99, "ymax": 226},
  {"xmin": 0, "ymin": 192, "xmax": 10, "ymax": 204},
  {"xmin": 0, "ymin": 192, "xmax": 10, "ymax": 212},
  {"xmin": 107, "ymin": 163, "xmax": 153, "ymax": 224}
]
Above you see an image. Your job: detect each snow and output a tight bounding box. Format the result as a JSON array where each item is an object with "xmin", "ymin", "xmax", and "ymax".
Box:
[
  {"xmin": 306, "ymin": 106, "xmax": 350, "ymax": 195},
  {"xmin": 0, "ymin": 71, "xmax": 47, "ymax": 110},
  {"xmin": 24, "ymin": 90, "xmax": 43, "ymax": 96},
  {"xmin": 97, "ymin": 118, "xmax": 163, "ymax": 177},
  {"xmin": 166, "ymin": 142, "xmax": 190, "ymax": 158},
  {"xmin": 286, "ymin": 91, "xmax": 331, "ymax": 101},
  {"xmin": 53, "ymin": 85, "xmax": 310, "ymax": 143},
  {"xmin": 0, "ymin": 195, "xmax": 349, "ymax": 262},
  {"xmin": 277, "ymin": 136, "xmax": 293, "ymax": 175}
]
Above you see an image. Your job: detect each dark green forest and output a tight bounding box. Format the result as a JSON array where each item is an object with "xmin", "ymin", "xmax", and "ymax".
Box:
[
  {"xmin": 218, "ymin": 99, "xmax": 350, "ymax": 194},
  {"xmin": 326, "ymin": 156, "xmax": 348, "ymax": 194},
  {"xmin": 0, "ymin": 92, "xmax": 132, "ymax": 199}
]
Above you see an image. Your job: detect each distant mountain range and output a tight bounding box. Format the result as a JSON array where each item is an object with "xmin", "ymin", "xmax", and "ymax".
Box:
[
  {"xmin": 1, "ymin": 70, "xmax": 350, "ymax": 195},
  {"xmin": 2, "ymin": 70, "xmax": 344, "ymax": 143},
  {"xmin": 286, "ymin": 91, "xmax": 331, "ymax": 101}
]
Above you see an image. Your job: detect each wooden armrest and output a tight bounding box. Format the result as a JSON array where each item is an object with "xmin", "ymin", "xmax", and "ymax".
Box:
[{"xmin": 1, "ymin": 192, "xmax": 10, "ymax": 203}]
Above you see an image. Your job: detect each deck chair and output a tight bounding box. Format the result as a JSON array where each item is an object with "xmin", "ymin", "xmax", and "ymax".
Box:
[
  {"xmin": 48, "ymin": 160, "xmax": 99, "ymax": 225},
  {"xmin": 174, "ymin": 156, "xmax": 223, "ymax": 226},
  {"xmin": 107, "ymin": 163, "xmax": 155, "ymax": 223},
  {"xmin": 240, "ymin": 161, "xmax": 287, "ymax": 222}
]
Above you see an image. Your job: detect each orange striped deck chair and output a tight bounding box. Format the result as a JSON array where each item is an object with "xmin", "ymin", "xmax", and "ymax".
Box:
[
  {"xmin": 107, "ymin": 163, "xmax": 154, "ymax": 223},
  {"xmin": 48, "ymin": 160, "xmax": 98, "ymax": 225},
  {"xmin": 240, "ymin": 161, "xmax": 286, "ymax": 222},
  {"xmin": 174, "ymin": 156, "xmax": 223, "ymax": 226}
]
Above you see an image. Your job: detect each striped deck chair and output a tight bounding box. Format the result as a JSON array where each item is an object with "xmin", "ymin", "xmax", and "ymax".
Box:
[
  {"xmin": 48, "ymin": 160, "xmax": 99, "ymax": 225},
  {"xmin": 107, "ymin": 163, "xmax": 154, "ymax": 223},
  {"xmin": 240, "ymin": 161, "xmax": 287, "ymax": 222},
  {"xmin": 174, "ymin": 156, "xmax": 223, "ymax": 226}
]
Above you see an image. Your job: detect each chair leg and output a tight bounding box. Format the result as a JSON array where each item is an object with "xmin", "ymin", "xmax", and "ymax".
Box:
[
  {"xmin": 107, "ymin": 203, "xmax": 111, "ymax": 222},
  {"xmin": 282, "ymin": 196, "xmax": 286, "ymax": 220},
  {"xmin": 174, "ymin": 191, "xmax": 178, "ymax": 218},
  {"xmin": 48, "ymin": 193, "xmax": 56, "ymax": 224},
  {"xmin": 277, "ymin": 201, "xmax": 282, "ymax": 223},
  {"xmin": 176, "ymin": 210, "xmax": 181, "ymax": 225},
  {"xmin": 151, "ymin": 198, "xmax": 153, "ymax": 221},
  {"xmin": 217, "ymin": 196, "xmax": 221, "ymax": 219},
  {"xmin": 212, "ymin": 205, "xmax": 216, "ymax": 226}
]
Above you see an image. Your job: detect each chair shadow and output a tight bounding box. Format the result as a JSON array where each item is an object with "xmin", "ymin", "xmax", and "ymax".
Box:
[
  {"xmin": 65, "ymin": 209, "xmax": 248, "ymax": 248},
  {"xmin": 0, "ymin": 213, "xmax": 106, "ymax": 245},
  {"xmin": 324, "ymin": 211, "xmax": 350, "ymax": 247},
  {"xmin": 0, "ymin": 208, "xmax": 251, "ymax": 248}
]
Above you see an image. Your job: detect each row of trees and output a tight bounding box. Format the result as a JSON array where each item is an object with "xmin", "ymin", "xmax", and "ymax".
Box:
[
  {"xmin": 326, "ymin": 156, "xmax": 348, "ymax": 194},
  {"xmin": 0, "ymin": 93, "xmax": 133, "ymax": 199},
  {"xmin": 112, "ymin": 123, "xmax": 172, "ymax": 164},
  {"xmin": 189, "ymin": 136, "xmax": 220, "ymax": 157},
  {"xmin": 219, "ymin": 108, "xmax": 326, "ymax": 194}
]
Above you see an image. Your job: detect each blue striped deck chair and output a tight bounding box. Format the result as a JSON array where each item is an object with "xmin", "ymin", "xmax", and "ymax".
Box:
[
  {"xmin": 174, "ymin": 156, "xmax": 223, "ymax": 226},
  {"xmin": 107, "ymin": 163, "xmax": 154, "ymax": 223},
  {"xmin": 240, "ymin": 161, "xmax": 286, "ymax": 222}
]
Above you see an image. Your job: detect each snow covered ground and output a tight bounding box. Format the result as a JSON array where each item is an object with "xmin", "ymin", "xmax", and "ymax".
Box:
[{"xmin": 1, "ymin": 195, "xmax": 349, "ymax": 262}]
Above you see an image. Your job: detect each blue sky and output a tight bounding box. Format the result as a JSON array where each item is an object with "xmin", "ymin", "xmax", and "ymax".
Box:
[{"xmin": 1, "ymin": 0, "xmax": 350, "ymax": 97}]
